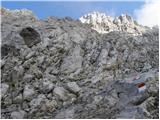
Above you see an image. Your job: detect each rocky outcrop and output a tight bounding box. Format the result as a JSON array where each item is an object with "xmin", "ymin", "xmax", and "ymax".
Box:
[
  {"xmin": 1, "ymin": 8, "xmax": 159, "ymax": 119},
  {"xmin": 79, "ymin": 11, "xmax": 148, "ymax": 35}
]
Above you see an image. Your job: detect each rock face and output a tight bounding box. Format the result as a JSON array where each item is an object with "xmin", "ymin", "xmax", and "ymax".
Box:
[{"xmin": 1, "ymin": 8, "xmax": 159, "ymax": 119}]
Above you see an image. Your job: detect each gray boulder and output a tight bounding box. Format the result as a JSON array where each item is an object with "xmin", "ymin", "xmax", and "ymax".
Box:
[{"xmin": 19, "ymin": 27, "xmax": 41, "ymax": 47}]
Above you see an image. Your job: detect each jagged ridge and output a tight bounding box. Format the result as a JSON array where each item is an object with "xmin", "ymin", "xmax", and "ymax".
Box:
[{"xmin": 79, "ymin": 11, "xmax": 148, "ymax": 35}]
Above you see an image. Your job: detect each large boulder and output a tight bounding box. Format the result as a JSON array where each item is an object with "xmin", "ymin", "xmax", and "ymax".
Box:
[{"xmin": 19, "ymin": 27, "xmax": 41, "ymax": 47}]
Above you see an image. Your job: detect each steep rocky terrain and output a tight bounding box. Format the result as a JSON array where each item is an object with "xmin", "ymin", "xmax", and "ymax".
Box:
[{"xmin": 1, "ymin": 8, "xmax": 159, "ymax": 119}]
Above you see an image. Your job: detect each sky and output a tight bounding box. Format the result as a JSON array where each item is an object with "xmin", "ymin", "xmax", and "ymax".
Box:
[
  {"xmin": 1, "ymin": 0, "xmax": 160, "ymax": 27},
  {"xmin": 2, "ymin": 1, "xmax": 144, "ymax": 19}
]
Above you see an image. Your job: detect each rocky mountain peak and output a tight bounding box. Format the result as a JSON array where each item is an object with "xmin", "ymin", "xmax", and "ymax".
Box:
[
  {"xmin": 79, "ymin": 11, "xmax": 113, "ymax": 24},
  {"xmin": 1, "ymin": 7, "xmax": 35, "ymax": 17},
  {"xmin": 79, "ymin": 12, "xmax": 145, "ymax": 35},
  {"xmin": 118, "ymin": 14, "xmax": 133, "ymax": 23}
]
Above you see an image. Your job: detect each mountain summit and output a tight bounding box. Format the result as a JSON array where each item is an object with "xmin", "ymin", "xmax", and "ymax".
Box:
[{"xmin": 79, "ymin": 11, "xmax": 146, "ymax": 35}]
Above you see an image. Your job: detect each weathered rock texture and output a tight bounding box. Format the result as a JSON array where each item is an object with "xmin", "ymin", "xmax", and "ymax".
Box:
[{"xmin": 1, "ymin": 8, "xmax": 159, "ymax": 119}]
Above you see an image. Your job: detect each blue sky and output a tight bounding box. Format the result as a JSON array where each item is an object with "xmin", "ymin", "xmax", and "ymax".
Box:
[{"xmin": 2, "ymin": 1, "xmax": 145, "ymax": 20}]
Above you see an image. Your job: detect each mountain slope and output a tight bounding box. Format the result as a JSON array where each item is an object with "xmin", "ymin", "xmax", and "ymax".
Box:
[{"xmin": 1, "ymin": 8, "xmax": 159, "ymax": 119}]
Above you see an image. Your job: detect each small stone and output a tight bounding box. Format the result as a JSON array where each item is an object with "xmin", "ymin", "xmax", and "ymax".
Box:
[
  {"xmin": 29, "ymin": 65, "xmax": 43, "ymax": 79},
  {"xmin": 50, "ymin": 68, "xmax": 59, "ymax": 75},
  {"xmin": 11, "ymin": 110, "xmax": 26, "ymax": 119},
  {"xmin": 105, "ymin": 57, "xmax": 117, "ymax": 70},
  {"xmin": 1, "ymin": 83, "xmax": 9, "ymax": 98},
  {"xmin": 30, "ymin": 94, "xmax": 46, "ymax": 108},
  {"xmin": 18, "ymin": 66, "xmax": 24, "ymax": 76},
  {"xmin": 41, "ymin": 79, "xmax": 54, "ymax": 93},
  {"xmin": 14, "ymin": 94, "xmax": 23, "ymax": 103},
  {"xmin": 37, "ymin": 56, "xmax": 45, "ymax": 64},
  {"xmin": 20, "ymin": 47, "xmax": 31, "ymax": 58},
  {"xmin": 106, "ymin": 95, "xmax": 118, "ymax": 107},
  {"xmin": 143, "ymin": 63, "xmax": 152, "ymax": 71},
  {"xmin": 67, "ymin": 82, "xmax": 81, "ymax": 94},
  {"xmin": 25, "ymin": 51, "xmax": 35, "ymax": 60},
  {"xmin": 47, "ymin": 93, "xmax": 52, "ymax": 99},
  {"xmin": 55, "ymin": 107, "xmax": 75, "ymax": 119},
  {"xmin": 42, "ymin": 38, "xmax": 50, "ymax": 48},
  {"xmin": 23, "ymin": 74, "xmax": 34, "ymax": 82},
  {"xmin": 23, "ymin": 85, "xmax": 35, "ymax": 100},
  {"xmin": 53, "ymin": 87, "xmax": 69, "ymax": 101},
  {"xmin": 93, "ymin": 95, "xmax": 103, "ymax": 104},
  {"xmin": 22, "ymin": 58, "xmax": 34, "ymax": 69},
  {"xmin": 41, "ymin": 100, "xmax": 58, "ymax": 112}
]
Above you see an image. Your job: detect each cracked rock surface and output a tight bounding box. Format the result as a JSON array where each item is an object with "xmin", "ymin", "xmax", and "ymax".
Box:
[{"xmin": 1, "ymin": 8, "xmax": 159, "ymax": 119}]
